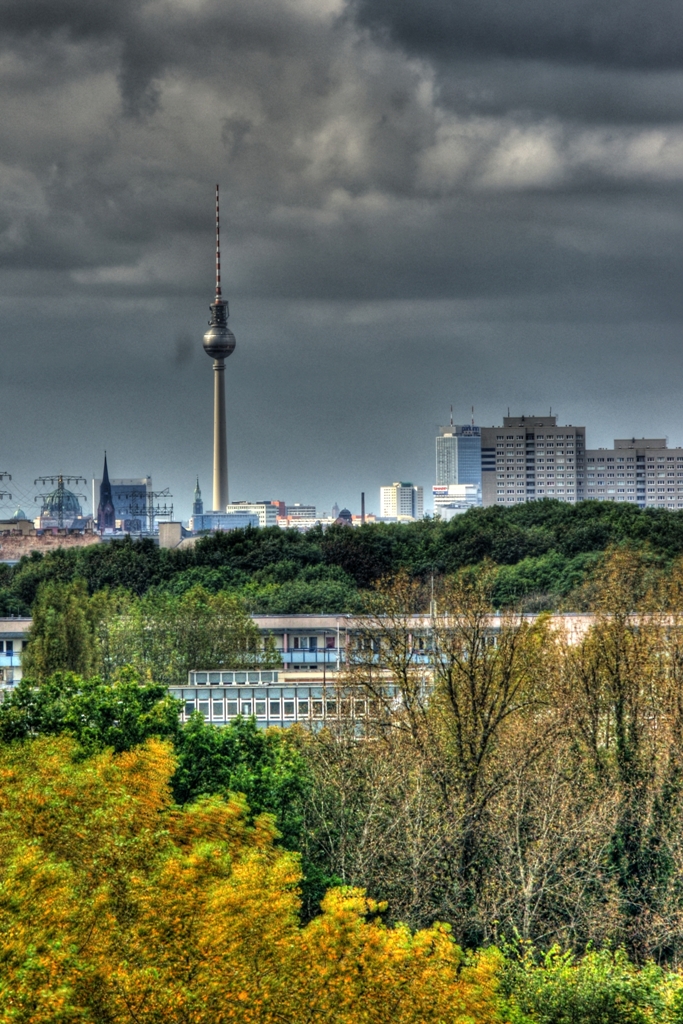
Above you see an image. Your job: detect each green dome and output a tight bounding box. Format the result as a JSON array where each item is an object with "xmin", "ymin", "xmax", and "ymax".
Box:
[
  {"xmin": 11, "ymin": 507, "xmax": 27, "ymax": 520},
  {"xmin": 43, "ymin": 488, "xmax": 82, "ymax": 517}
]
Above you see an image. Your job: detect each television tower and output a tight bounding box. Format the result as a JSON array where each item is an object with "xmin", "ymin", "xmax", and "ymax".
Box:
[{"xmin": 202, "ymin": 185, "xmax": 236, "ymax": 511}]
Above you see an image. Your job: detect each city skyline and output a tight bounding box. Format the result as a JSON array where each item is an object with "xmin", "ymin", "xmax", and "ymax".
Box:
[
  {"xmin": 10, "ymin": 400, "xmax": 683, "ymax": 523},
  {"xmin": 1, "ymin": 1, "xmax": 683, "ymax": 519}
]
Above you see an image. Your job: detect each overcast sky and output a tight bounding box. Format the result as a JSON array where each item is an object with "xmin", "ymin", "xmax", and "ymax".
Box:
[{"xmin": 1, "ymin": 0, "xmax": 683, "ymax": 518}]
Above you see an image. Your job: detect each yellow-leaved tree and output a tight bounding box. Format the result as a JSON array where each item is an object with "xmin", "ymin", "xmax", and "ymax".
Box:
[{"xmin": 0, "ymin": 736, "xmax": 502, "ymax": 1024}]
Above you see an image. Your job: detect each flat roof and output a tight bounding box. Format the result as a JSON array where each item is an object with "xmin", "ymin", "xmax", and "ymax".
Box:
[{"xmin": 0, "ymin": 618, "xmax": 31, "ymax": 636}]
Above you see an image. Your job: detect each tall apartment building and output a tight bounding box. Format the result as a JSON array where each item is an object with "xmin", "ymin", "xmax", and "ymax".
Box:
[
  {"xmin": 436, "ymin": 424, "xmax": 482, "ymax": 487},
  {"xmin": 585, "ymin": 439, "xmax": 683, "ymax": 509},
  {"xmin": 380, "ymin": 482, "xmax": 424, "ymax": 520},
  {"xmin": 481, "ymin": 414, "xmax": 683, "ymax": 509},
  {"xmin": 481, "ymin": 415, "xmax": 586, "ymax": 506}
]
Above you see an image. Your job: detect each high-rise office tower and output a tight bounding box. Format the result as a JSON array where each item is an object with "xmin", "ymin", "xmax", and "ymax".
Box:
[
  {"xmin": 202, "ymin": 185, "xmax": 236, "ymax": 512},
  {"xmin": 436, "ymin": 413, "xmax": 482, "ymax": 487}
]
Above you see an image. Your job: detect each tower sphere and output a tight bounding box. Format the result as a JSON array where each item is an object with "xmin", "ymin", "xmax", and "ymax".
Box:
[
  {"xmin": 203, "ymin": 300, "xmax": 236, "ymax": 360},
  {"xmin": 203, "ymin": 323, "xmax": 236, "ymax": 359}
]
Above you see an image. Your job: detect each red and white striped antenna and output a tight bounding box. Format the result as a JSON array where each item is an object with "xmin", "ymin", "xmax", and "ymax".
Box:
[{"xmin": 215, "ymin": 183, "xmax": 222, "ymax": 300}]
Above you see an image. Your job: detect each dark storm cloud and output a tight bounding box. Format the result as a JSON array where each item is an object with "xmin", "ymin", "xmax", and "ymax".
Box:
[
  {"xmin": 432, "ymin": 62, "xmax": 683, "ymax": 125},
  {"xmin": 350, "ymin": 0, "xmax": 683, "ymax": 129},
  {"xmin": 351, "ymin": 0, "xmax": 683, "ymax": 70},
  {"xmin": 0, "ymin": 0, "xmax": 336, "ymax": 112},
  {"xmin": 0, "ymin": 0, "xmax": 132, "ymax": 37},
  {"xmin": 3, "ymin": 0, "xmax": 679, "ymax": 302},
  {"xmin": 1, "ymin": 0, "xmax": 683, "ymax": 514}
]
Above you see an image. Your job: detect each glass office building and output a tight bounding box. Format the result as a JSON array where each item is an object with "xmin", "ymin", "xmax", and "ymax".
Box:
[{"xmin": 436, "ymin": 425, "xmax": 481, "ymax": 487}]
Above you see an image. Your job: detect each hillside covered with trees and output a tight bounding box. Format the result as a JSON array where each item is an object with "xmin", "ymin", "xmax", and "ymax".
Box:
[{"xmin": 4, "ymin": 499, "xmax": 683, "ymax": 615}]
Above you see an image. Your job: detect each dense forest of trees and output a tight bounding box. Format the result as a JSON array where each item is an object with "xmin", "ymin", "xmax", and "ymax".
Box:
[
  {"xmin": 10, "ymin": 550, "xmax": 683, "ymax": 944},
  {"xmin": 5, "ymin": 499, "xmax": 683, "ymax": 615}
]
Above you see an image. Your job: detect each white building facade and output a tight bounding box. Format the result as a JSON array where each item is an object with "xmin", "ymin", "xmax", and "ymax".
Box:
[
  {"xmin": 224, "ymin": 502, "xmax": 279, "ymax": 527},
  {"xmin": 584, "ymin": 438, "xmax": 683, "ymax": 508},
  {"xmin": 380, "ymin": 482, "xmax": 424, "ymax": 520},
  {"xmin": 0, "ymin": 618, "xmax": 31, "ymax": 694},
  {"xmin": 432, "ymin": 483, "xmax": 480, "ymax": 519}
]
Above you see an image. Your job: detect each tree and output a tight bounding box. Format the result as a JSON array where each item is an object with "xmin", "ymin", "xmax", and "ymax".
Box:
[
  {"xmin": 21, "ymin": 581, "xmax": 280, "ymax": 689},
  {"xmin": 0, "ymin": 668, "xmax": 181, "ymax": 754},
  {"xmin": 172, "ymin": 713, "xmax": 310, "ymax": 849},
  {"xmin": 562, "ymin": 549, "xmax": 675, "ymax": 959},
  {"xmin": 101, "ymin": 585, "xmax": 280, "ymax": 685},
  {"xmin": 501, "ymin": 945, "xmax": 670, "ymax": 1024},
  {"xmin": 0, "ymin": 670, "xmax": 310, "ymax": 858},
  {"xmin": 21, "ymin": 579, "xmax": 109, "ymax": 682},
  {"xmin": 481, "ymin": 742, "xmax": 620, "ymax": 952},
  {"xmin": 341, "ymin": 567, "xmax": 559, "ymax": 943},
  {"xmin": 293, "ymin": 722, "xmax": 450, "ymax": 926},
  {"xmin": 0, "ymin": 735, "xmax": 503, "ymax": 1024}
]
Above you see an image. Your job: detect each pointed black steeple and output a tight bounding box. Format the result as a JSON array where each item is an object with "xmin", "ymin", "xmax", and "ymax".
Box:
[
  {"xmin": 97, "ymin": 452, "xmax": 116, "ymax": 531},
  {"xmin": 192, "ymin": 477, "xmax": 204, "ymax": 517}
]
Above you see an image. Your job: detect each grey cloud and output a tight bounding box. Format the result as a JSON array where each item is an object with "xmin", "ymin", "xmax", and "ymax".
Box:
[
  {"xmin": 0, "ymin": 0, "xmax": 134, "ymax": 38},
  {"xmin": 350, "ymin": 0, "xmax": 683, "ymax": 71},
  {"xmin": 0, "ymin": 0, "xmax": 343, "ymax": 112},
  {"xmin": 222, "ymin": 117, "xmax": 253, "ymax": 159},
  {"xmin": 434, "ymin": 62, "xmax": 683, "ymax": 125}
]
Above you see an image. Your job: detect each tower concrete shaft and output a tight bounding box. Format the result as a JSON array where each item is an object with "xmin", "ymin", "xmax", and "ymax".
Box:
[
  {"xmin": 213, "ymin": 359, "xmax": 228, "ymax": 510},
  {"xmin": 202, "ymin": 184, "xmax": 236, "ymax": 512}
]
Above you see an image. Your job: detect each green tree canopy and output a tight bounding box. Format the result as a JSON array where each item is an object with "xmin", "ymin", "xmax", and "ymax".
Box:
[
  {"xmin": 0, "ymin": 669, "xmax": 180, "ymax": 754},
  {"xmin": 21, "ymin": 579, "xmax": 108, "ymax": 682}
]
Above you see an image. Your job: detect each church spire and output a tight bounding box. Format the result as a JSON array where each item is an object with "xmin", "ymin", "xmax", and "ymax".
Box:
[
  {"xmin": 102, "ymin": 452, "xmax": 111, "ymax": 493},
  {"xmin": 192, "ymin": 477, "xmax": 204, "ymax": 517},
  {"xmin": 97, "ymin": 452, "xmax": 115, "ymax": 531}
]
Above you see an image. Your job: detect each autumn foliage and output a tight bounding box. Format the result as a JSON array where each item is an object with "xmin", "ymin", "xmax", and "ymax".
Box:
[{"xmin": 0, "ymin": 737, "xmax": 501, "ymax": 1024}]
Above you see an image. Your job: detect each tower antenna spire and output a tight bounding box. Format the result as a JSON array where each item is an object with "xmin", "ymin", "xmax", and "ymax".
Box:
[
  {"xmin": 215, "ymin": 184, "xmax": 222, "ymax": 301},
  {"xmin": 450, "ymin": 404, "xmax": 453, "ymax": 429}
]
